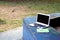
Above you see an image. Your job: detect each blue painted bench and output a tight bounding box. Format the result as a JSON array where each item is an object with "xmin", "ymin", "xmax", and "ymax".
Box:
[{"xmin": 23, "ymin": 16, "xmax": 60, "ymax": 40}]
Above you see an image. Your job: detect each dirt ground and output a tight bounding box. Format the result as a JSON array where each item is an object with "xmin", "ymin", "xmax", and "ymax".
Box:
[
  {"xmin": 0, "ymin": 5, "xmax": 36, "ymax": 31},
  {"xmin": 0, "ymin": 5, "xmax": 35, "ymax": 20}
]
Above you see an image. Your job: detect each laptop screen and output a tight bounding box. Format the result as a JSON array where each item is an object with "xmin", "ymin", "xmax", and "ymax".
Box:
[{"xmin": 37, "ymin": 14, "xmax": 49, "ymax": 25}]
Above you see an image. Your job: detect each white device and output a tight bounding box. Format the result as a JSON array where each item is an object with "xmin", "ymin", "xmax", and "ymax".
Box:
[
  {"xmin": 29, "ymin": 23, "xmax": 35, "ymax": 26},
  {"xmin": 29, "ymin": 13, "xmax": 50, "ymax": 27}
]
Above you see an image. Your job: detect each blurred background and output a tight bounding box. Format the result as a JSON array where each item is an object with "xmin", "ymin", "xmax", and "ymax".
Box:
[{"xmin": 0, "ymin": 0, "xmax": 60, "ymax": 32}]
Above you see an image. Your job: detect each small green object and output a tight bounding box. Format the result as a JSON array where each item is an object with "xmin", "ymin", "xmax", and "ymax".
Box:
[{"xmin": 37, "ymin": 28, "xmax": 49, "ymax": 33}]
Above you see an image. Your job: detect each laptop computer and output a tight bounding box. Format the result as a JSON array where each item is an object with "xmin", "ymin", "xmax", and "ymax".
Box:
[{"xmin": 29, "ymin": 13, "xmax": 50, "ymax": 27}]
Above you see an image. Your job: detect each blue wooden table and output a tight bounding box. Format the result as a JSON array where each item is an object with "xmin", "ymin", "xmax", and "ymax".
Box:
[{"xmin": 23, "ymin": 16, "xmax": 60, "ymax": 40}]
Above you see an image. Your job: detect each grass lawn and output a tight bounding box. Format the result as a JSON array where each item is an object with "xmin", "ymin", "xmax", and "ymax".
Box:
[
  {"xmin": 0, "ymin": 1, "xmax": 60, "ymax": 32},
  {"xmin": 24, "ymin": 1, "xmax": 60, "ymax": 13}
]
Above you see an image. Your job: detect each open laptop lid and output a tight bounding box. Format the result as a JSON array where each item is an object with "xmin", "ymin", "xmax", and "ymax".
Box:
[{"xmin": 36, "ymin": 13, "xmax": 50, "ymax": 27}]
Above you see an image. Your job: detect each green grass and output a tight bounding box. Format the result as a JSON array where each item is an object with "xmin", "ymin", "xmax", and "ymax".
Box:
[
  {"xmin": 0, "ymin": 1, "xmax": 25, "ymax": 6},
  {"xmin": 6, "ymin": 20, "xmax": 22, "ymax": 26},
  {"xmin": 0, "ymin": 19, "xmax": 6, "ymax": 25},
  {"xmin": 0, "ymin": 19, "xmax": 22, "ymax": 32},
  {"xmin": 0, "ymin": 1, "xmax": 60, "ymax": 13},
  {"xmin": 24, "ymin": 2, "xmax": 60, "ymax": 13}
]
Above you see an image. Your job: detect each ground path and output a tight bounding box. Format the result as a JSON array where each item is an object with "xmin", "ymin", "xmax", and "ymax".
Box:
[{"xmin": 0, "ymin": 27, "xmax": 23, "ymax": 40}]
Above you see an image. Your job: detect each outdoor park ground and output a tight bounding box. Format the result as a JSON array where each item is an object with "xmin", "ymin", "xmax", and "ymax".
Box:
[{"xmin": 0, "ymin": 1, "xmax": 60, "ymax": 32}]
